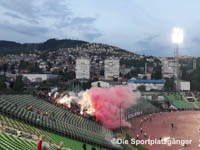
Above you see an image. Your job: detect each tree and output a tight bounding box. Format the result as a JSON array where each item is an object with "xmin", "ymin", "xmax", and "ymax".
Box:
[
  {"xmin": 190, "ymin": 71, "xmax": 200, "ymax": 91},
  {"xmin": 143, "ymin": 76, "xmax": 147, "ymax": 80},
  {"xmin": 113, "ymin": 77, "xmax": 118, "ymax": 81},
  {"xmin": 181, "ymin": 70, "xmax": 188, "ymax": 81},
  {"xmin": 13, "ymin": 76, "xmax": 24, "ymax": 92},
  {"xmin": 68, "ymin": 56, "xmax": 73, "ymax": 65},
  {"xmin": 3, "ymin": 64, "xmax": 8, "ymax": 77},
  {"xmin": 97, "ymin": 82, "xmax": 101, "ymax": 87},
  {"xmin": 138, "ymin": 85, "xmax": 146, "ymax": 92},
  {"xmin": 0, "ymin": 79, "xmax": 6, "ymax": 91},
  {"xmin": 124, "ymin": 70, "xmax": 137, "ymax": 79},
  {"xmin": 164, "ymin": 77, "xmax": 176, "ymax": 91},
  {"xmin": 82, "ymin": 82, "xmax": 91, "ymax": 90},
  {"xmin": 100, "ymin": 69, "xmax": 104, "ymax": 76},
  {"xmin": 152, "ymin": 65, "xmax": 162, "ymax": 79},
  {"xmin": 165, "ymin": 99, "xmax": 171, "ymax": 107},
  {"xmin": 30, "ymin": 63, "xmax": 42, "ymax": 73},
  {"xmin": 61, "ymin": 72, "xmax": 75, "ymax": 81}
]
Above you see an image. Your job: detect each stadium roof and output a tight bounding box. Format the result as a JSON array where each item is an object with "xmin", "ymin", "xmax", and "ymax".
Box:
[{"xmin": 128, "ymin": 80, "xmax": 165, "ymax": 84}]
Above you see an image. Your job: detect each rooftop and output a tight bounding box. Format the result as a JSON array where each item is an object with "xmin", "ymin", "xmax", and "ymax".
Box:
[{"xmin": 128, "ymin": 80, "xmax": 165, "ymax": 84}]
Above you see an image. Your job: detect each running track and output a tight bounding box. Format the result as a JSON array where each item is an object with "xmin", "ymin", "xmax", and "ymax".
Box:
[{"xmin": 128, "ymin": 111, "xmax": 200, "ymax": 150}]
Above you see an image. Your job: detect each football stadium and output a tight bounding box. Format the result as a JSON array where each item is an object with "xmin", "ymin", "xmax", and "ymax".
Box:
[
  {"xmin": 0, "ymin": 88, "xmax": 200, "ymax": 150},
  {"xmin": 1, "ymin": 1, "xmax": 200, "ymax": 150}
]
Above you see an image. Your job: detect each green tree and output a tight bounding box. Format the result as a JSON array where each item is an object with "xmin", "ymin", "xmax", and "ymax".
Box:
[
  {"xmin": 68, "ymin": 56, "xmax": 73, "ymax": 65},
  {"xmin": 124, "ymin": 70, "xmax": 137, "ymax": 79},
  {"xmin": 190, "ymin": 71, "xmax": 200, "ymax": 91},
  {"xmin": 165, "ymin": 99, "xmax": 171, "ymax": 107},
  {"xmin": 143, "ymin": 76, "xmax": 147, "ymax": 80},
  {"xmin": 137, "ymin": 85, "xmax": 146, "ymax": 92},
  {"xmin": 164, "ymin": 77, "xmax": 176, "ymax": 91},
  {"xmin": 113, "ymin": 77, "xmax": 118, "ymax": 81},
  {"xmin": 0, "ymin": 79, "xmax": 6, "ymax": 91},
  {"xmin": 30, "ymin": 63, "xmax": 42, "ymax": 73},
  {"xmin": 152, "ymin": 65, "xmax": 162, "ymax": 79},
  {"xmin": 97, "ymin": 82, "xmax": 101, "ymax": 87},
  {"xmin": 61, "ymin": 72, "xmax": 75, "ymax": 81},
  {"xmin": 181, "ymin": 70, "xmax": 188, "ymax": 81},
  {"xmin": 13, "ymin": 76, "xmax": 24, "ymax": 92},
  {"xmin": 3, "ymin": 64, "xmax": 8, "ymax": 77}
]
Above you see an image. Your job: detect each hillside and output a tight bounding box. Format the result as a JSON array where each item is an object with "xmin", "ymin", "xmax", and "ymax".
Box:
[
  {"xmin": 0, "ymin": 39, "xmax": 87, "ymax": 55},
  {"xmin": 0, "ymin": 38, "xmax": 161, "ymax": 79}
]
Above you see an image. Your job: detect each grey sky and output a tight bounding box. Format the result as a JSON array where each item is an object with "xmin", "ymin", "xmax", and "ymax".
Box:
[{"xmin": 0, "ymin": 0, "xmax": 200, "ymax": 56}]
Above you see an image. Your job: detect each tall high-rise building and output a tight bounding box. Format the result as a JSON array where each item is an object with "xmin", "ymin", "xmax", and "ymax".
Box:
[
  {"xmin": 76, "ymin": 58, "xmax": 90, "ymax": 79},
  {"xmin": 145, "ymin": 63, "xmax": 147, "ymax": 74},
  {"xmin": 104, "ymin": 59, "xmax": 120, "ymax": 80},
  {"xmin": 193, "ymin": 59, "xmax": 197, "ymax": 71},
  {"xmin": 161, "ymin": 57, "xmax": 176, "ymax": 79}
]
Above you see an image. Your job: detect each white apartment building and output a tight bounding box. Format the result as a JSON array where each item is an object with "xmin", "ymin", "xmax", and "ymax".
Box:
[
  {"xmin": 104, "ymin": 59, "xmax": 120, "ymax": 80},
  {"xmin": 161, "ymin": 57, "xmax": 176, "ymax": 78},
  {"xmin": 22, "ymin": 74, "xmax": 58, "ymax": 82},
  {"xmin": 76, "ymin": 58, "xmax": 90, "ymax": 79}
]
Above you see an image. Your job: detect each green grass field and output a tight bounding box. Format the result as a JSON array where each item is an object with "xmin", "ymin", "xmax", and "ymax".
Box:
[{"xmin": 165, "ymin": 94, "xmax": 195, "ymax": 109}]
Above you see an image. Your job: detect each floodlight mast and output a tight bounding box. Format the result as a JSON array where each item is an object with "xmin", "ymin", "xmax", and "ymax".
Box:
[{"xmin": 172, "ymin": 27, "xmax": 184, "ymax": 92}]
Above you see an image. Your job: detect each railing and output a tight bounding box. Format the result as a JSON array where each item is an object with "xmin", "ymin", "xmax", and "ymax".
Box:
[
  {"xmin": 0, "ymin": 114, "xmax": 53, "ymax": 145},
  {"xmin": 0, "ymin": 107, "xmax": 120, "ymax": 150},
  {"xmin": 0, "ymin": 95, "xmax": 121, "ymax": 150},
  {"xmin": 126, "ymin": 107, "xmax": 200, "ymax": 121}
]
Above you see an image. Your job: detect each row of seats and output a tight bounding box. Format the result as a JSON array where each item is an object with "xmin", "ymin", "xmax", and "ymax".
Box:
[
  {"xmin": 0, "ymin": 113, "xmax": 106, "ymax": 150},
  {"xmin": 0, "ymin": 133, "xmax": 38, "ymax": 150},
  {"xmin": 0, "ymin": 95, "xmax": 107, "ymax": 133},
  {"xmin": 0, "ymin": 95, "xmax": 119, "ymax": 149}
]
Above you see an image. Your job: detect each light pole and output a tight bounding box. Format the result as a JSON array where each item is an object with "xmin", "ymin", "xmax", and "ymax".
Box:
[
  {"xmin": 172, "ymin": 27, "xmax": 184, "ymax": 92},
  {"xmin": 120, "ymin": 101, "xmax": 124, "ymax": 133}
]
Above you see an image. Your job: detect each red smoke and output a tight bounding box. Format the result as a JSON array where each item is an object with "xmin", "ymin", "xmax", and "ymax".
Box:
[{"xmin": 88, "ymin": 86, "xmax": 139, "ymax": 129}]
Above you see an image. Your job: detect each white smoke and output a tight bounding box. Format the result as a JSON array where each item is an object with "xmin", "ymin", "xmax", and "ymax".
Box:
[
  {"xmin": 58, "ymin": 91, "xmax": 93, "ymax": 114},
  {"xmin": 58, "ymin": 91, "xmax": 80, "ymax": 107}
]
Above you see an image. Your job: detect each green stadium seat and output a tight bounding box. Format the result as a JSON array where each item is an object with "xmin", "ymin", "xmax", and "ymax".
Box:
[{"xmin": 0, "ymin": 95, "xmax": 121, "ymax": 150}]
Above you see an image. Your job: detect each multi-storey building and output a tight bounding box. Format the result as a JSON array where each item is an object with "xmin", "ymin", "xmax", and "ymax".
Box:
[
  {"xmin": 104, "ymin": 59, "xmax": 120, "ymax": 80},
  {"xmin": 161, "ymin": 57, "xmax": 176, "ymax": 78},
  {"xmin": 76, "ymin": 58, "xmax": 90, "ymax": 79}
]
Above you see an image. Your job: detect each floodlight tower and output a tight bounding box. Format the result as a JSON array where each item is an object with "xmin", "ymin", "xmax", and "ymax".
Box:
[{"xmin": 172, "ymin": 27, "xmax": 184, "ymax": 92}]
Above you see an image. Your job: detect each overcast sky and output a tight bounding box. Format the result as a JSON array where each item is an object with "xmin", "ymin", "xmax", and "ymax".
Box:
[{"xmin": 0, "ymin": 0, "xmax": 200, "ymax": 56}]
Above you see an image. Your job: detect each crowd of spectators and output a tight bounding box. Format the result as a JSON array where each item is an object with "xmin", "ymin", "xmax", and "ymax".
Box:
[
  {"xmin": 32, "ymin": 90, "xmax": 96, "ymax": 122},
  {"xmin": 24, "ymin": 104, "xmax": 56, "ymax": 121}
]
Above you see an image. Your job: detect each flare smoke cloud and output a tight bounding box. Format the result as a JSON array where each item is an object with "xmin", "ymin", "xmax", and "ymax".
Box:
[
  {"xmin": 85, "ymin": 86, "xmax": 140, "ymax": 129},
  {"xmin": 59, "ymin": 86, "xmax": 140, "ymax": 129}
]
